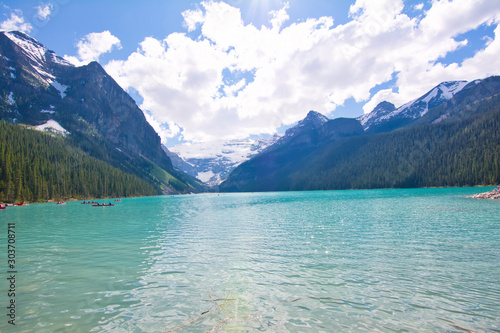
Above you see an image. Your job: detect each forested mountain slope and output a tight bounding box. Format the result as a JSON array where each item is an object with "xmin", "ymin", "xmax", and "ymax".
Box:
[
  {"xmin": 220, "ymin": 88, "xmax": 500, "ymax": 192},
  {"xmin": 0, "ymin": 122, "xmax": 158, "ymax": 202}
]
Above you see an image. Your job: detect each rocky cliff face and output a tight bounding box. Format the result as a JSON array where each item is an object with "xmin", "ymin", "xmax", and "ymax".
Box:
[{"xmin": 57, "ymin": 61, "xmax": 174, "ymax": 171}]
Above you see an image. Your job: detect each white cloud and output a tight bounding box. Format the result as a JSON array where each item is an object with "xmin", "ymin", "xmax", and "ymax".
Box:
[
  {"xmin": 0, "ymin": 10, "xmax": 32, "ymax": 33},
  {"xmin": 363, "ymin": 0, "xmax": 500, "ymax": 113},
  {"xmin": 65, "ymin": 31, "xmax": 122, "ymax": 66},
  {"xmin": 143, "ymin": 110, "xmax": 182, "ymax": 142},
  {"xmin": 105, "ymin": 0, "xmax": 500, "ymax": 143},
  {"xmin": 36, "ymin": 3, "xmax": 53, "ymax": 21},
  {"xmin": 270, "ymin": 2, "xmax": 290, "ymax": 30},
  {"xmin": 182, "ymin": 7, "xmax": 204, "ymax": 32}
]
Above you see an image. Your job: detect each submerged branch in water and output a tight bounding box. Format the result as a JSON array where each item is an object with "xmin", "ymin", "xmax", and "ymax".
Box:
[
  {"xmin": 163, "ymin": 306, "xmax": 214, "ymax": 333},
  {"xmin": 164, "ymin": 295, "xmax": 343, "ymax": 332},
  {"xmin": 442, "ymin": 318, "xmax": 476, "ymax": 333}
]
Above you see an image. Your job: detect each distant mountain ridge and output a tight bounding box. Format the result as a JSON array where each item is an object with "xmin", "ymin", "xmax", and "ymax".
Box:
[
  {"xmin": 220, "ymin": 75, "xmax": 500, "ymax": 192},
  {"xmin": 359, "ymin": 80, "xmax": 471, "ymax": 133},
  {"xmin": 0, "ymin": 31, "xmax": 203, "ymax": 194},
  {"xmin": 4, "ymin": 31, "xmax": 498, "ymax": 195},
  {"xmin": 172, "ymin": 78, "xmax": 495, "ymax": 188},
  {"xmin": 168, "ymin": 137, "xmax": 280, "ymax": 186},
  {"xmin": 263, "ymin": 111, "xmax": 329, "ymax": 151},
  {"xmin": 168, "ymin": 110, "xmax": 329, "ymax": 186}
]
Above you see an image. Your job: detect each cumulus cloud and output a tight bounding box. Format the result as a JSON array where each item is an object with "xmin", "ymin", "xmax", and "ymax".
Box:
[
  {"xmin": 65, "ymin": 31, "xmax": 122, "ymax": 66},
  {"xmin": 36, "ymin": 3, "xmax": 53, "ymax": 21},
  {"xmin": 105, "ymin": 0, "xmax": 500, "ymax": 143},
  {"xmin": 270, "ymin": 2, "xmax": 290, "ymax": 30},
  {"xmin": 143, "ymin": 110, "xmax": 182, "ymax": 141},
  {"xmin": 0, "ymin": 10, "xmax": 32, "ymax": 33}
]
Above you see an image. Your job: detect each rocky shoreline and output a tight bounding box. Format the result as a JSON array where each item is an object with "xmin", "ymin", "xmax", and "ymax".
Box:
[{"xmin": 469, "ymin": 188, "xmax": 500, "ymax": 199}]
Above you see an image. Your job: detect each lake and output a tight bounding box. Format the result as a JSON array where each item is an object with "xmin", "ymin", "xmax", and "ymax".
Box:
[{"xmin": 1, "ymin": 187, "xmax": 499, "ymax": 332}]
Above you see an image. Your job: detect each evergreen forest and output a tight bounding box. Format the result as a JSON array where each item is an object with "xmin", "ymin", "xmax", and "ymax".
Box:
[{"xmin": 0, "ymin": 121, "xmax": 159, "ymax": 202}]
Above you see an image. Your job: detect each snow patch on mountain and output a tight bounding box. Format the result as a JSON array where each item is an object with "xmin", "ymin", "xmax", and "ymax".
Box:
[
  {"xmin": 441, "ymin": 81, "xmax": 467, "ymax": 99},
  {"xmin": 197, "ymin": 170, "xmax": 216, "ymax": 183},
  {"xmin": 8, "ymin": 66, "xmax": 16, "ymax": 79},
  {"xmin": 47, "ymin": 51, "xmax": 73, "ymax": 67},
  {"xmin": 6, "ymin": 91, "xmax": 15, "ymax": 105},
  {"xmin": 50, "ymin": 81, "xmax": 69, "ymax": 99},
  {"xmin": 5, "ymin": 31, "xmax": 72, "ymax": 67},
  {"xmin": 35, "ymin": 120, "xmax": 69, "ymax": 136}
]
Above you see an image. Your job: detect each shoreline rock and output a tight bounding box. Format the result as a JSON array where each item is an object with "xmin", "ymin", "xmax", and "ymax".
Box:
[{"xmin": 469, "ymin": 188, "xmax": 500, "ymax": 199}]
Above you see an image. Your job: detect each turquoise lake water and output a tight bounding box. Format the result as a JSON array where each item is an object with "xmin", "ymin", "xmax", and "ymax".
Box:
[{"xmin": 1, "ymin": 187, "xmax": 499, "ymax": 332}]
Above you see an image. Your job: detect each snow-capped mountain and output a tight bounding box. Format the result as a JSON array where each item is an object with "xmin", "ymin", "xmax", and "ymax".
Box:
[
  {"xmin": 168, "ymin": 137, "xmax": 280, "ymax": 186},
  {"xmin": 359, "ymin": 80, "xmax": 469, "ymax": 132},
  {"xmin": 169, "ymin": 111, "xmax": 329, "ymax": 186},
  {"xmin": 3, "ymin": 31, "xmax": 74, "ymax": 96},
  {"xmin": 5, "ymin": 30, "xmax": 73, "ymax": 73},
  {"xmin": 0, "ymin": 31, "xmax": 204, "ymax": 193}
]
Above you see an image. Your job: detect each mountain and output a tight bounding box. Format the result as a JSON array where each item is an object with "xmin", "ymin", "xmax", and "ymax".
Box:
[
  {"xmin": 163, "ymin": 146, "xmax": 198, "ymax": 177},
  {"xmin": 0, "ymin": 31, "xmax": 203, "ymax": 195},
  {"xmin": 272, "ymin": 110, "xmax": 329, "ymax": 146},
  {"xmin": 219, "ymin": 116, "xmax": 364, "ymax": 192},
  {"xmin": 413, "ymin": 76, "xmax": 500, "ymax": 126},
  {"xmin": 168, "ymin": 110, "xmax": 328, "ymax": 187},
  {"xmin": 168, "ymin": 137, "xmax": 279, "ymax": 186},
  {"xmin": 359, "ymin": 80, "xmax": 469, "ymax": 133},
  {"xmin": 220, "ymin": 76, "xmax": 500, "ymax": 192}
]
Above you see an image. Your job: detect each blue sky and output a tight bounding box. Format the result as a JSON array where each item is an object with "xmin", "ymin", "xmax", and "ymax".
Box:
[{"xmin": 1, "ymin": 0, "xmax": 500, "ymax": 146}]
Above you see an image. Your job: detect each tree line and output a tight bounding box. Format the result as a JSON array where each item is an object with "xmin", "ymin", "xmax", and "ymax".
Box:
[{"xmin": 0, "ymin": 121, "xmax": 159, "ymax": 202}]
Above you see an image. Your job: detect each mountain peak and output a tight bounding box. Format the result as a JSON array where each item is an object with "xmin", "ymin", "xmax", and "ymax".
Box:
[
  {"xmin": 260, "ymin": 110, "xmax": 330, "ymax": 151},
  {"xmin": 358, "ymin": 101, "xmax": 395, "ymax": 127},
  {"xmin": 293, "ymin": 110, "xmax": 329, "ymax": 132},
  {"xmin": 4, "ymin": 31, "xmax": 43, "ymax": 47},
  {"xmin": 374, "ymin": 101, "xmax": 396, "ymax": 111},
  {"xmin": 3, "ymin": 30, "xmax": 73, "ymax": 70},
  {"xmin": 304, "ymin": 110, "xmax": 329, "ymax": 124},
  {"xmin": 360, "ymin": 80, "xmax": 471, "ymax": 132}
]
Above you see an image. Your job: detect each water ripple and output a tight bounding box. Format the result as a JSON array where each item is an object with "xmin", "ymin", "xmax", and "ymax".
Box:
[{"xmin": 3, "ymin": 189, "xmax": 500, "ymax": 332}]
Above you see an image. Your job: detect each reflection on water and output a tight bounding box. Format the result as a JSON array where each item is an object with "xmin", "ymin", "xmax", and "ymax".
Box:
[{"xmin": 2, "ymin": 188, "xmax": 499, "ymax": 332}]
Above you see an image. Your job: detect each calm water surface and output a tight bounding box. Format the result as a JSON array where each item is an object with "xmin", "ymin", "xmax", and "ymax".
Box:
[{"xmin": 1, "ymin": 188, "xmax": 499, "ymax": 332}]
